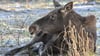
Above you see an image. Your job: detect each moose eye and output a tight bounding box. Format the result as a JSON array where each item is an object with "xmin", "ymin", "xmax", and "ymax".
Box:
[{"xmin": 50, "ymin": 14, "xmax": 57, "ymax": 21}]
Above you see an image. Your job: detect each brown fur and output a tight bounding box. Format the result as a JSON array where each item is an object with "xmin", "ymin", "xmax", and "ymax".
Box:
[{"xmin": 83, "ymin": 15, "xmax": 96, "ymax": 38}]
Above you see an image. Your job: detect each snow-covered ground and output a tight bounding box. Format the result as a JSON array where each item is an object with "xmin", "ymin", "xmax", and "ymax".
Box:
[{"xmin": 0, "ymin": 3, "xmax": 100, "ymax": 56}]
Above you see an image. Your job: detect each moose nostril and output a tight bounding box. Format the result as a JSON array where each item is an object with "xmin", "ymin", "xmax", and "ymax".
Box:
[{"xmin": 29, "ymin": 25, "xmax": 37, "ymax": 35}]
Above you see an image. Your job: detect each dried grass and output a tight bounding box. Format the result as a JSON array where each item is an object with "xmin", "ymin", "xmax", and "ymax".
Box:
[{"xmin": 53, "ymin": 20, "xmax": 95, "ymax": 56}]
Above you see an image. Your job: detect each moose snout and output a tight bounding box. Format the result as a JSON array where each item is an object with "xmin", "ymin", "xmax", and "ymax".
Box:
[{"xmin": 29, "ymin": 24, "xmax": 39, "ymax": 35}]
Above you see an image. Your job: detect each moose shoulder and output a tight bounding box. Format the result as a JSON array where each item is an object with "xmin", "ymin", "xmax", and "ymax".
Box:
[{"xmin": 5, "ymin": 2, "xmax": 96, "ymax": 56}]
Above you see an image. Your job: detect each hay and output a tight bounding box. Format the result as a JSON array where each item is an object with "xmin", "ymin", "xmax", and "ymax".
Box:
[{"xmin": 57, "ymin": 20, "xmax": 95, "ymax": 56}]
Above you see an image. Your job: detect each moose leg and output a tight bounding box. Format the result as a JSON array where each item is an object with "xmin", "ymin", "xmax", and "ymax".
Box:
[
  {"xmin": 39, "ymin": 41, "xmax": 53, "ymax": 56},
  {"xmin": 5, "ymin": 32, "xmax": 45, "ymax": 56},
  {"xmin": 27, "ymin": 42, "xmax": 44, "ymax": 56},
  {"xmin": 39, "ymin": 34, "xmax": 60, "ymax": 56}
]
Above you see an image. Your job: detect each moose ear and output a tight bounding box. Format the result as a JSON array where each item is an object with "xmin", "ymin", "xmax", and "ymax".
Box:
[
  {"xmin": 63, "ymin": 2, "xmax": 73, "ymax": 11},
  {"xmin": 53, "ymin": 0, "xmax": 61, "ymax": 8}
]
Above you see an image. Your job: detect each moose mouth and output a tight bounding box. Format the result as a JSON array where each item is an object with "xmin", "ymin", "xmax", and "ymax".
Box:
[{"xmin": 35, "ymin": 30, "xmax": 53, "ymax": 43}]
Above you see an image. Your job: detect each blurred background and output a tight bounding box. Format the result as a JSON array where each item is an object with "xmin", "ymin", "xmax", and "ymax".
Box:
[{"xmin": 0, "ymin": 0, "xmax": 100, "ymax": 56}]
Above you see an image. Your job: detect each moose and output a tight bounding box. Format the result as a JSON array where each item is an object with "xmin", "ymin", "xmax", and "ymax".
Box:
[{"xmin": 5, "ymin": 1, "xmax": 96, "ymax": 56}]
